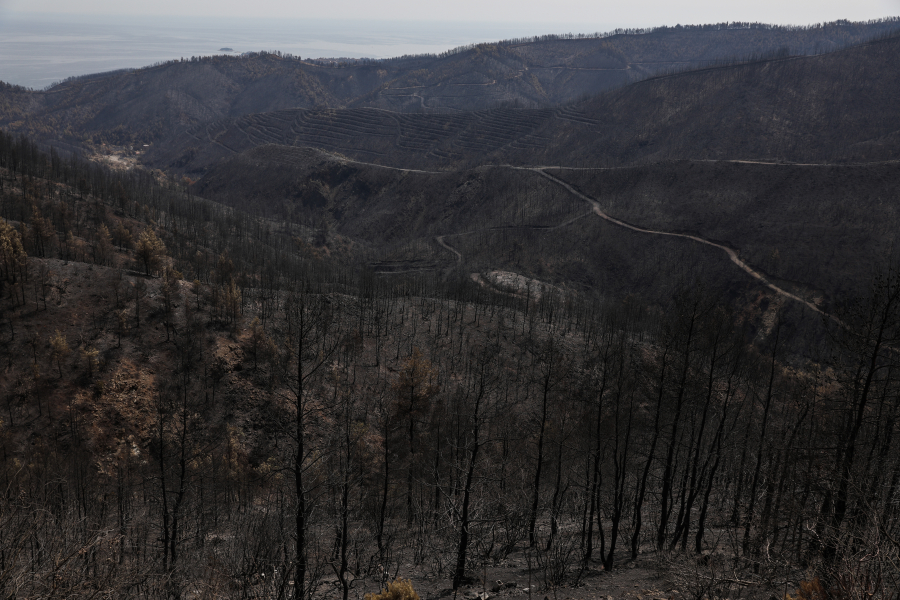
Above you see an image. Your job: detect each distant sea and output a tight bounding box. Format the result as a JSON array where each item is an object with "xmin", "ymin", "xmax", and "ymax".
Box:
[{"xmin": 0, "ymin": 12, "xmax": 600, "ymax": 90}]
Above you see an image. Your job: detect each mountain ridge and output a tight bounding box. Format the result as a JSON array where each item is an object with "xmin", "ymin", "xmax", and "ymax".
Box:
[
  {"xmin": 2, "ymin": 17, "xmax": 898, "ymax": 154},
  {"xmin": 139, "ymin": 31, "xmax": 900, "ymax": 177}
]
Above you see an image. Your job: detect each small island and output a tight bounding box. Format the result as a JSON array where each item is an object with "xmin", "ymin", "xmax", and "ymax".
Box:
[{"xmin": 219, "ymin": 47, "xmax": 233, "ymax": 52}]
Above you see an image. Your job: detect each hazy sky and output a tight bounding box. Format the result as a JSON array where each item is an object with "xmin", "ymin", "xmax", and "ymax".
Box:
[{"xmin": 2, "ymin": 0, "xmax": 898, "ymax": 28}]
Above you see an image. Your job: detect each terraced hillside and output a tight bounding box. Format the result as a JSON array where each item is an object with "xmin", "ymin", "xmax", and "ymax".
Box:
[
  {"xmin": 152, "ymin": 106, "xmax": 575, "ymax": 173},
  {"xmin": 150, "ymin": 31, "xmax": 900, "ymax": 174},
  {"xmin": 1, "ymin": 19, "xmax": 897, "ymax": 155}
]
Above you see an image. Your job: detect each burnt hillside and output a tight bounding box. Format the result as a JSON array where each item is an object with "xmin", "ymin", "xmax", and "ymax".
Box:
[
  {"xmin": 4, "ymin": 131, "xmax": 900, "ymax": 600},
  {"xmin": 1, "ymin": 18, "xmax": 897, "ymax": 155},
  {"xmin": 147, "ymin": 31, "xmax": 900, "ymax": 176},
  {"xmin": 189, "ymin": 145, "xmax": 900, "ymax": 335}
]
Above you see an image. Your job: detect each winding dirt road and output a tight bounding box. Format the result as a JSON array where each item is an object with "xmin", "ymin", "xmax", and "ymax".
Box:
[
  {"xmin": 435, "ymin": 235, "xmax": 463, "ymax": 264},
  {"xmin": 247, "ymin": 146, "xmax": 839, "ymax": 323},
  {"xmin": 525, "ymin": 167, "xmax": 837, "ymax": 322}
]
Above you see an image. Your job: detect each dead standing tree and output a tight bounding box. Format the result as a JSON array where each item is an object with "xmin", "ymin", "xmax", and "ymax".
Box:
[
  {"xmin": 526, "ymin": 336, "xmax": 573, "ymax": 548},
  {"xmin": 279, "ymin": 291, "xmax": 344, "ymax": 600},
  {"xmin": 452, "ymin": 342, "xmax": 504, "ymax": 590},
  {"xmin": 392, "ymin": 347, "xmax": 439, "ymax": 526}
]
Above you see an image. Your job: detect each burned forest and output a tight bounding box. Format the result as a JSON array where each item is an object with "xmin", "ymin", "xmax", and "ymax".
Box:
[{"xmin": 2, "ymin": 17, "xmax": 900, "ymax": 600}]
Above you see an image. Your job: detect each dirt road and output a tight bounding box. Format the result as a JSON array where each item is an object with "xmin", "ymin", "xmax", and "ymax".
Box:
[{"xmin": 526, "ymin": 167, "xmax": 837, "ymax": 322}]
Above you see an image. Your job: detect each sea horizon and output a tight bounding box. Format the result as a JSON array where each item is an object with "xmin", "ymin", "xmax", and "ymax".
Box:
[{"xmin": 0, "ymin": 11, "xmax": 615, "ymax": 89}]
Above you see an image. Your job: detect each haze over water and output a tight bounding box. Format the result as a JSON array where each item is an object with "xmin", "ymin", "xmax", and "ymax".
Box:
[{"xmin": 0, "ymin": 12, "xmax": 583, "ymax": 89}]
